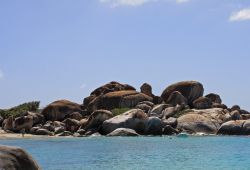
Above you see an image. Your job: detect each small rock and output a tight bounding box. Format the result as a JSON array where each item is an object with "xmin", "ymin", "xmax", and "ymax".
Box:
[{"xmin": 107, "ymin": 128, "xmax": 139, "ymax": 136}]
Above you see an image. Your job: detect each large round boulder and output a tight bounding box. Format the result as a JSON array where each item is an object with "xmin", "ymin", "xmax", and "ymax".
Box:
[
  {"xmin": 140, "ymin": 83, "xmax": 153, "ymax": 97},
  {"xmin": 192, "ymin": 97, "xmax": 212, "ymax": 109},
  {"xmin": 41, "ymin": 100, "xmax": 83, "ymax": 121},
  {"xmin": 146, "ymin": 117, "xmax": 163, "ymax": 135},
  {"xmin": 0, "ymin": 145, "xmax": 40, "ymax": 170},
  {"xmin": 205, "ymin": 93, "xmax": 222, "ymax": 104},
  {"xmin": 161, "ymin": 81, "xmax": 204, "ymax": 105},
  {"xmin": 107, "ymin": 128, "xmax": 139, "ymax": 136},
  {"xmin": 83, "ymin": 81, "xmax": 136, "ymax": 106},
  {"xmin": 13, "ymin": 116, "xmax": 33, "ymax": 132},
  {"xmin": 2, "ymin": 117, "xmax": 14, "ymax": 131},
  {"xmin": 177, "ymin": 108, "xmax": 232, "ymax": 134},
  {"xmin": 101, "ymin": 109, "xmax": 148, "ymax": 135},
  {"xmin": 88, "ymin": 90, "xmax": 153, "ymax": 111},
  {"xmin": 217, "ymin": 120, "xmax": 250, "ymax": 135},
  {"xmin": 166, "ymin": 91, "xmax": 187, "ymax": 106},
  {"xmin": 62, "ymin": 118, "xmax": 80, "ymax": 133},
  {"xmin": 83, "ymin": 110, "xmax": 113, "ymax": 130}
]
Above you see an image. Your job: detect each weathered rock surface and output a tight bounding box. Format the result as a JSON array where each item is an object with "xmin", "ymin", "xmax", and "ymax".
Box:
[
  {"xmin": 166, "ymin": 91, "xmax": 187, "ymax": 106},
  {"xmin": 41, "ymin": 100, "xmax": 83, "ymax": 121},
  {"xmin": 150, "ymin": 104, "xmax": 170, "ymax": 116},
  {"xmin": 107, "ymin": 128, "xmax": 139, "ymax": 136},
  {"xmin": 62, "ymin": 118, "xmax": 80, "ymax": 132},
  {"xmin": 140, "ymin": 83, "xmax": 153, "ymax": 97},
  {"xmin": 83, "ymin": 110, "xmax": 113, "ymax": 130},
  {"xmin": 83, "ymin": 81, "xmax": 136, "ymax": 106},
  {"xmin": 101, "ymin": 109, "xmax": 148, "ymax": 135},
  {"xmin": 163, "ymin": 125, "xmax": 179, "ymax": 135},
  {"xmin": 205, "ymin": 93, "xmax": 222, "ymax": 104},
  {"xmin": 161, "ymin": 81, "xmax": 204, "ymax": 104},
  {"xmin": 146, "ymin": 117, "xmax": 163, "ymax": 135},
  {"xmin": 162, "ymin": 117, "xmax": 178, "ymax": 128},
  {"xmin": 0, "ymin": 145, "xmax": 40, "ymax": 170},
  {"xmin": 13, "ymin": 116, "xmax": 33, "ymax": 132},
  {"xmin": 192, "ymin": 97, "xmax": 212, "ymax": 109},
  {"xmin": 177, "ymin": 108, "xmax": 233, "ymax": 134},
  {"xmin": 88, "ymin": 90, "xmax": 153, "ymax": 112},
  {"xmin": 2, "ymin": 117, "xmax": 14, "ymax": 131},
  {"xmin": 217, "ymin": 120, "xmax": 250, "ymax": 135},
  {"xmin": 35, "ymin": 128, "xmax": 53, "ymax": 136},
  {"xmin": 66, "ymin": 112, "xmax": 83, "ymax": 121}
]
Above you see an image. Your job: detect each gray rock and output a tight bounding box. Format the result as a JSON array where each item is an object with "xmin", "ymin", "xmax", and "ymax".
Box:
[
  {"xmin": 146, "ymin": 117, "xmax": 163, "ymax": 135},
  {"xmin": 163, "ymin": 125, "xmax": 179, "ymax": 135},
  {"xmin": 35, "ymin": 129, "xmax": 54, "ymax": 136},
  {"xmin": 101, "ymin": 109, "xmax": 148, "ymax": 135},
  {"xmin": 57, "ymin": 131, "xmax": 73, "ymax": 136},
  {"xmin": 13, "ymin": 116, "xmax": 33, "ymax": 132},
  {"xmin": 162, "ymin": 117, "xmax": 177, "ymax": 128},
  {"xmin": 54, "ymin": 126, "xmax": 65, "ymax": 134},
  {"xmin": 84, "ymin": 110, "xmax": 113, "ymax": 130},
  {"xmin": 107, "ymin": 128, "xmax": 139, "ymax": 136},
  {"xmin": 150, "ymin": 104, "xmax": 170, "ymax": 115},
  {"xmin": 0, "ymin": 145, "xmax": 40, "ymax": 170}
]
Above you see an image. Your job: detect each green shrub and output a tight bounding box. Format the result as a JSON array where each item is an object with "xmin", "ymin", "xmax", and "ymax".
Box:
[
  {"xmin": 111, "ymin": 108, "xmax": 131, "ymax": 116},
  {"xmin": 0, "ymin": 101, "xmax": 40, "ymax": 119}
]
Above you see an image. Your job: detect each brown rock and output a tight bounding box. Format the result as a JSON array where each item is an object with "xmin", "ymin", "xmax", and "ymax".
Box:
[
  {"xmin": 0, "ymin": 145, "xmax": 40, "ymax": 170},
  {"xmin": 62, "ymin": 118, "xmax": 80, "ymax": 132},
  {"xmin": 13, "ymin": 116, "xmax": 33, "ymax": 132},
  {"xmin": 88, "ymin": 90, "xmax": 153, "ymax": 111},
  {"xmin": 41, "ymin": 100, "xmax": 83, "ymax": 121},
  {"xmin": 140, "ymin": 83, "xmax": 153, "ymax": 97},
  {"xmin": 166, "ymin": 91, "xmax": 187, "ymax": 106},
  {"xmin": 205, "ymin": 93, "xmax": 222, "ymax": 104},
  {"xmin": 161, "ymin": 81, "xmax": 204, "ymax": 105},
  {"xmin": 192, "ymin": 97, "xmax": 212, "ymax": 109}
]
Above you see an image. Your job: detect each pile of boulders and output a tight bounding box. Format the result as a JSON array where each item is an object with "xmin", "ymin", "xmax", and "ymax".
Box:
[{"xmin": 1, "ymin": 81, "xmax": 250, "ymax": 136}]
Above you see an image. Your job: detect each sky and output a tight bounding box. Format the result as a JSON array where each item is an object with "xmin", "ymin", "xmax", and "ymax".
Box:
[{"xmin": 0, "ymin": 0, "xmax": 250, "ymax": 109}]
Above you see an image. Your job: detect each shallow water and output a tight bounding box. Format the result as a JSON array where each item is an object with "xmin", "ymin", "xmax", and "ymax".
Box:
[{"xmin": 0, "ymin": 136, "xmax": 250, "ymax": 170}]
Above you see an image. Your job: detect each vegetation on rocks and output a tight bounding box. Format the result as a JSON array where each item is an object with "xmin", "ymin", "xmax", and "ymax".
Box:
[
  {"xmin": 111, "ymin": 108, "xmax": 131, "ymax": 116},
  {"xmin": 0, "ymin": 101, "xmax": 40, "ymax": 118}
]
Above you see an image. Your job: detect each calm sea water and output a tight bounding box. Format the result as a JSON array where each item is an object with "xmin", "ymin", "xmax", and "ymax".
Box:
[{"xmin": 0, "ymin": 136, "xmax": 250, "ymax": 170}]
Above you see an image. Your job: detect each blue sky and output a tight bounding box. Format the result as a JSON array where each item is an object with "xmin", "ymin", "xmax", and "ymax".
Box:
[{"xmin": 0, "ymin": 0, "xmax": 250, "ymax": 109}]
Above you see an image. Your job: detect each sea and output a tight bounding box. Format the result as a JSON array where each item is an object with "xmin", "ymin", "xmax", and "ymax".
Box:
[{"xmin": 0, "ymin": 136, "xmax": 250, "ymax": 170}]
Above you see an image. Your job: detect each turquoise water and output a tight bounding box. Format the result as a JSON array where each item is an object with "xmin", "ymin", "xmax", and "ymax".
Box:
[{"xmin": 0, "ymin": 136, "xmax": 250, "ymax": 170}]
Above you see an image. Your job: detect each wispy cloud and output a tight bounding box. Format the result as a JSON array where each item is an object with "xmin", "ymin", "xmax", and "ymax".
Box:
[
  {"xmin": 100, "ymin": 0, "xmax": 191, "ymax": 8},
  {"xmin": 229, "ymin": 8, "xmax": 250, "ymax": 22},
  {"xmin": 0, "ymin": 70, "xmax": 4, "ymax": 79}
]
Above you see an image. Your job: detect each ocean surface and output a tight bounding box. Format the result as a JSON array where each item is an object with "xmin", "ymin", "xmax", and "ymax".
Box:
[{"xmin": 0, "ymin": 136, "xmax": 250, "ymax": 170}]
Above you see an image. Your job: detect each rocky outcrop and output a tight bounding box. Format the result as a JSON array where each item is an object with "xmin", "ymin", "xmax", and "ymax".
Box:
[
  {"xmin": 101, "ymin": 109, "xmax": 148, "ymax": 135},
  {"xmin": 0, "ymin": 145, "xmax": 40, "ymax": 170},
  {"xmin": 13, "ymin": 116, "xmax": 33, "ymax": 132},
  {"xmin": 205, "ymin": 93, "xmax": 222, "ymax": 104},
  {"xmin": 146, "ymin": 117, "xmax": 163, "ymax": 135},
  {"xmin": 192, "ymin": 97, "xmax": 212, "ymax": 109},
  {"xmin": 177, "ymin": 108, "xmax": 233, "ymax": 134},
  {"xmin": 83, "ymin": 81, "xmax": 136, "ymax": 106},
  {"xmin": 161, "ymin": 81, "xmax": 204, "ymax": 105},
  {"xmin": 27, "ymin": 112, "xmax": 44, "ymax": 125},
  {"xmin": 217, "ymin": 120, "xmax": 250, "ymax": 135},
  {"xmin": 41, "ymin": 100, "xmax": 83, "ymax": 121},
  {"xmin": 107, "ymin": 128, "xmax": 139, "ymax": 136},
  {"xmin": 66, "ymin": 112, "xmax": 83, "ymax": 121},
  {"xmin": 2, "ymin": 117, "xmax": 14, "ymax": 131},
  {"xmin": 35, "ymin": 128, "xmax": 54, "ymax": 136},
  {"xmin": 83, "ymin": 110, "xmax": 113, "ymax": 130},
  {"xmin": 62, "ymin": 118, "xmax": 80, "ymax": 132},
  {"xmin": 88, "ymin": 90, "xmax": 153, "ymax": 111},
  {"xmin": 166, "ymin": 91, "xmax": 187, "ymax": 106},
  {"xmin": 140, "ymin": 83, "xmax": 153, "ymax": 97}
]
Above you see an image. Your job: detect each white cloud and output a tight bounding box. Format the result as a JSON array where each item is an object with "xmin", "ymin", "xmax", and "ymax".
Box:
[
  {"xmin": 0, "ymin": 70, "xmax": 3, "ymax": 79},
  {"xmin": 229, "ymin": 8, "xmax": 250, "ymax": 22},
  {"xmin": 176, "ymin": 0, "xmax": 190, "ymax": 4},
  {"xmin": 80, "ymin": 84, "xmax": 87, "ymax": 89}
]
